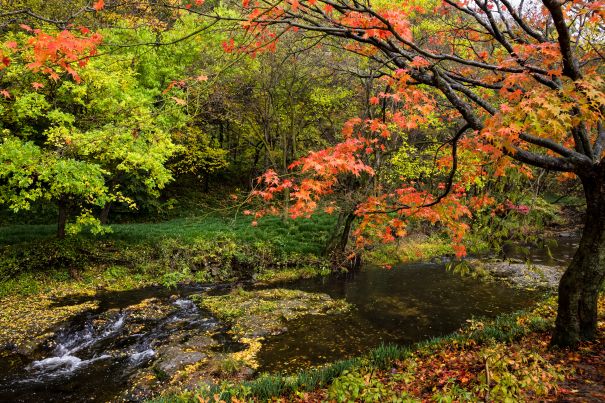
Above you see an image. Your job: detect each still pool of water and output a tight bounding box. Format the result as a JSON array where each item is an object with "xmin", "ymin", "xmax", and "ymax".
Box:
[
  {"xmin": 257, "ymin": 262, "xmax": 541, "ymax": 372},
  {"xmin": 256, "ymin": 236, "xmax": 579, "ymax": 373}
]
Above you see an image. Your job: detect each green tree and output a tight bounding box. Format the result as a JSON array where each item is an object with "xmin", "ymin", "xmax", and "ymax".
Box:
[{"xmin": 0, "ymin": 26, "xmax": 181, "ymax": 236}]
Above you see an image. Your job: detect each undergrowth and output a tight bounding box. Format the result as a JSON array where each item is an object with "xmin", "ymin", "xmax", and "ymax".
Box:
[{"xmin": 0, "ymin": 214, "xmax": 336, "ymax": 297}]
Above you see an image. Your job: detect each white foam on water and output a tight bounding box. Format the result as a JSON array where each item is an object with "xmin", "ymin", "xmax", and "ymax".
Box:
[
  {"xmin": 32, "ymin": 355, "xmax": 82, "ymax": 372},
  {"xmin": 30, "ymin": 354, "xmax": 110, "ymax": 376},
  {"xmin": 129, "ymin": 349, "xmax": 155, "ymax": 364},
  {"xmin": 173, "ymin": 298, "xmax": 196, "ymax": 310},
  {"xmin": 27, "ymin": 312, "xmax": 126, "ymax": 378}
]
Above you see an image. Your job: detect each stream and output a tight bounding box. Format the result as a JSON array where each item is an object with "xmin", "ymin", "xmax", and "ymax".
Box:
[{"xmin": 0, "ymin": 237, "xmax": 578, "ymax": 402}]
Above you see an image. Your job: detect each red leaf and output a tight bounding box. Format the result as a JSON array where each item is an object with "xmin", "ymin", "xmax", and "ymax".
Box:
[{"xmin": 93, "ymin": 0, "xmax": 105, "ymax": 11}]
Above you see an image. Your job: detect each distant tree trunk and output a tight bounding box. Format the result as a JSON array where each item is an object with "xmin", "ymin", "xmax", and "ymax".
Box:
[
  {"xmin": 99, "ymin": 202, "xmax": 112, "ymax": 225},
  {"xmin": 282, "ymin": 187, "xmax": 290, "ymax": 222},
  {"xmin": 203, "ymin": 173, "xmax": 210, "ymax": 192},
  {"xmin": 219, "ymin": 121, "xmax": 224, "ymax": 147},
  {"xmin": 553, "ymin": 174, "xmax": 605, "ymax": 346},
  {"xmin": 57, "ymin": 198, "xmax": 68, "ymax": 239}
]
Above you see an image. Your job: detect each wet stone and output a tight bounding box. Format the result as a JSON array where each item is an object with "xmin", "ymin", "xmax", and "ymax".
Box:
[
  {"xmin": 153, "ymin": 346, "xmax": 207, "ymax": 376},
  {"xmin": 469, "ymin": 259, "xmax": 565, "ymax": 288}
]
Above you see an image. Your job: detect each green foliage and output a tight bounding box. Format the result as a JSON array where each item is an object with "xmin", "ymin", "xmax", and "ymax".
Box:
[
  {"xmin": 328, "ymin": 370, "xmax": 407, "ymax": 402},
  {"xmin": 0, "ymin": 237, "xmax": 92, "ymax": 283},
  {"xmin": 366, "ymin": 234, "xmax": 454, "ymax": 265},
  {"xmin": 0, "ymin": 20, "xmax": 192, "ymax": 233},
  {"xmin": 389, "ymin": 138, "xmax": 442, "ymax": 182},
  {"xmin": 0, "ymin": 136, "xmax": 109, "ymax": 213},
  {"xmin": 369, "ymin": 343, "xmax": 410, "ymax": 370},
  {"xmin": 219, "ymin": 357, "xmax": 246, "ymax": 376},
  {"xmin": 170, "ymin": 129, "xmax": 228, "ymax": 179},
  {"xmin": 470, "ymin": 181, "xmax": 563, "ymax": 254}
]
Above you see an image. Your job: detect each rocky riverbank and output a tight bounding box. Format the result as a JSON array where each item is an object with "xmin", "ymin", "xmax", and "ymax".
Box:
[
  {"xmin": 467, "ymin": 232, "xmax": 580, "ymax": 289},
  {"xmin": 0, "ymin": 282, "xmax": 351, "ymax": 401}
]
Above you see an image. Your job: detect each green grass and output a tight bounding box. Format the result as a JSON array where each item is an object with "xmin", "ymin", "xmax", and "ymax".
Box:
[
  {"xmin": 0, "ymin": 213, "xmax": 339, "ymax": 297},
  {"xmin": 0, "ymin": 224, "xmax": 57, "ymax": 244},
  {"xmin": 0, "ymin": 214, "xmax": 336, "ymax": 256}
]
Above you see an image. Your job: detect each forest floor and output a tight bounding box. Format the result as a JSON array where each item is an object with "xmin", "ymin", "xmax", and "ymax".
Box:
[{"xmin": 294, "ymin": 298, "xmax": 605, "ymax": 403}]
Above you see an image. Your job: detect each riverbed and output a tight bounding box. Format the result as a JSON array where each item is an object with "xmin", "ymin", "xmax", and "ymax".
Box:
[{"xmin": 0, "ymin": 238, "xmax": 577, "ymax": 401}]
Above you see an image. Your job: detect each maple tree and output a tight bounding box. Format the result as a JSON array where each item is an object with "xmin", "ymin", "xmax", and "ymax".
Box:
[{"xmin": 230, "ymin": 0, "xmax": 605, "ymax": 347}]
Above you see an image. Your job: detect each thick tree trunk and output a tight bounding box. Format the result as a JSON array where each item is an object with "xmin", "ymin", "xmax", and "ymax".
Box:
[
  {"xmin": 325, "ymin": 210, "xmax": 356, "ymax": 255},
  {"xmin": 553, "ymin": 175, "xmax": 605, "ymax": 346},
  {"xmin": 57, "ymin": 198, "xmax": 68, "ymax": 239}
]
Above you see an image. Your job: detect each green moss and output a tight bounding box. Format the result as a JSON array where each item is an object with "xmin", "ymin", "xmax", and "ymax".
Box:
[
  {"xmin": 256, "ymin": 265, "xmax": 331, "ymax": 284},
  {"xmin": 196, "ymin": 288, "xmax": 350, "ymax": 337}
]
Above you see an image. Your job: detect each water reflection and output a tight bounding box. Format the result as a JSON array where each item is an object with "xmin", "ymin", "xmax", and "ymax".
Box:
[{"xmin": 258, "ymin": 259, "xmax": 548, "ymax": 373}]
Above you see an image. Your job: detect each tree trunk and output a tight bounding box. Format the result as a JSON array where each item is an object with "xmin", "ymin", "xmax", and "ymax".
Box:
[
  {"xmin": 57, "ymin": 198, "xmax": 68, "ymax": 239},
  {"xmin": 99, "ymin": 202, "xmax": 112, "ymax": 225},
  {"xmin": 325, "ymin": 210, "xmax": 357, "ymax": 255},
  {"xmin": 203, "ymin": 173, "xmax": 210, "ymax": 193},
  {"xmin": 282, "ymin": 187, "xmax": 290, "ymax": 223},
  {"xmin": 338, "ymin": 212, "xmax": 356, "ymax": 253},
  {"xmin": 553, "ymin": 175, "xmax": 605, "ymax": 346}
]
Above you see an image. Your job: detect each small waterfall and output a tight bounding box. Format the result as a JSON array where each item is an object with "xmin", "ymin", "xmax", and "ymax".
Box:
[
  {"xmin": 1, "ymin": 287, "xmax": 224, "ymax": 402},
  {"xmin": 28, "ymin": 312, "xmax": 127, "ymax": 378}
]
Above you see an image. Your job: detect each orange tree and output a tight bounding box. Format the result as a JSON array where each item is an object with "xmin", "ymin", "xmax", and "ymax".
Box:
[{"xmin": 224, "ymin": 0, "xmax": 605, "ymax": 347}]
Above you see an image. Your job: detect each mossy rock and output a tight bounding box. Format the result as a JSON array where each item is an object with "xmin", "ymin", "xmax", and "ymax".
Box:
[{"xmin": 195, "ymin": 288, "xmax": 350, "ymax": 338}]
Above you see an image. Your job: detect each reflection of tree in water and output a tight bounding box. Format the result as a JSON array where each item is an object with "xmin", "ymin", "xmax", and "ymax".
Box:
[{"xmin": 366, "ymin": 296, "xmax": 427, "ymax": 323}]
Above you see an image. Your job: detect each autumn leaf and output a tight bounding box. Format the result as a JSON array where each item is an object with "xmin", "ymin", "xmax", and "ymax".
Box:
[
  {"xmin": 171, "ymin": 96, "xmax": 187, "ymax": 105},
  {"xmin": 93, "ymin": 0, "xmax": 105, "ymax": 11}
]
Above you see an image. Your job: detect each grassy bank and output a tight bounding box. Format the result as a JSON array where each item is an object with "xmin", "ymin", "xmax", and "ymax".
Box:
[
  {"xmin": 154, "ymin": 295, "xmax": 604, "ymax": 402},
  {"xmin": 0, "ymin": 214, "xmax": 339, "ymax": 355},
  {"xmin": 0, "ymin": 214, "xmax": 338, "ymax": 297}
]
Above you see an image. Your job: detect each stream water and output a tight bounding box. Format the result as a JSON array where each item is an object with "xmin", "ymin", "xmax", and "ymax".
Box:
[{"xmin": 0, "ymin": 237, "xmax": 578, "ymax": 402}]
